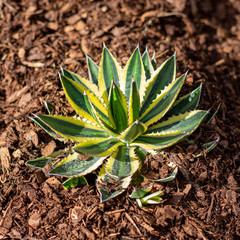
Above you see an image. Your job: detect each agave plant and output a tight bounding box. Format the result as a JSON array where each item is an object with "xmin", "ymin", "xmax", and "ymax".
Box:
[{"xmin": 27, "ymin": 45, "xmax": 208, "ymax": 202}]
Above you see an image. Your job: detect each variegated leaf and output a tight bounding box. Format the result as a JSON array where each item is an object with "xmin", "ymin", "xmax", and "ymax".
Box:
[
  {"xmin": 86, "ymin": 55, "xmax": 99, "ymax": 85},
  {"xmin": 49, "ymin": 152, "xmax": 106, "ymax": 177},
  {"xmin": 97, "ymin": 165, "xmax": 132, "ymax": 202},
  {"xmin": 129, "ymin": 186, "xmax": 152, "ymax": 199},
  {"xmin": 29, "ymin": 116, "xmax": 66, "ymax": 142},
  {"xmin": 74, "ymin": 137, "xmax": 124, "ymax": 157},
  {"xmin": 26, "ymin": 147, "xmax": 69, "ymax": 169},
  {"xmin": 165, "ymin": 84, "xmax": 202, "ymax": 117},
  {"xmin": 60, "ymin": 74, "xmax": 107, "ymax": 124},
  {"xmin": 140, "ymin": 72, "xmax": 186, "ymax": 126},
  {"xmin": 105, "ymin": 146, "xmax": 140, "ymax": 178},
  {"xmin": 151, "ymin": 51, "xmax": 157, "ymax": 70},
  {"xmin": 61, "ymin": 67, "xmax": 99, "ymax": 96},
  {"xmin": 132, "ymin": 131, "xmax": 186, "ymax": 150},
  {"xmin": 118, "ymin": 120, "xmax": 147, "ymax": 144},
  {"xmin": 108, "ymin": 81, "xmax": 128, "ymax": 133},
  {"xmin": 141, "ymin": 53, "xmax": 176, "ymax": 113},
  {"xmin": 142, "ymin": 48, "xmax": 154, "ymax": 80},
  {"xmin": 83, "ymin": 91, "xmax": 117, "ymax": 136},
  {"xmin": 147, "ymin": 110, "xmax": 207, "ymax": 134},
  {"xmin": 62, "ymin": 176, "xmax": 88, "ymax": 189},
  {"xmin": 35, "ymin": 115, "xmax": 109, "ymax": 142},
  {"xmin": 129, "ymin": 79, "xmax": 140, "ymax": 125},
  {"xmin": 147, "ymin": 162, "xmax": 178, "ymax": 182},
  {"xmin": 121, "ymin": 46, "xmax": 145, "ymax": 102},
  {"xmin": 99, "ymin": 45, "xmax": 122, "ymax": 104}
]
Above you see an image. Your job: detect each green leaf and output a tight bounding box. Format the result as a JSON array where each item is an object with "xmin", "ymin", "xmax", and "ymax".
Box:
[
  {"xmin": 49, "ymin": 152, "xmax": 106, "ymax": 177},
  {"xmin": 108, "ymin": 81, "xmax": 128, "ymax": 133},
  {"xmin": 134, "ymin": 148, "xmax": 147, "ymax": 163},
  {"xmin": 129, "ymin": 79, "xmax": 140, "ymax": 125},
  {"xmin": 148, "ymin": 162, "xmax": 178, "ymax": 182},
  {"xmin": 141, "ymin": 53, "xmax": 176, "ymax": 113},
  {"xmin": 132, "ymin": 130, "xmax": 186, "ymax": 150},
  {"xmin": 98, "ymin": 45, "xmax": 122, "ymax": 104},
  {"xmin": 151, "ymin": 51, "xmax": 157, "ymax": 70},
  {"xmin": 43, "ymin": 100, "xmax": 55, "ymax": 114},
  {"xmin": 86, "ymin": 55, "xmax": 99, "ymax": 85},
  {"xmin": 35, "ymin": 115, "xmax": 109, "ymax": 142},
  {"xmin": 142, "ymin": 48, "xmax": 154, "ymax": 80},
  {"xmin": 129, "ymin": 186, "xmax": 152, "ymax": 199},
  {"xmin": 194, "ymin": 138, "xmax": 219, "ymax": 157},
  {"xmin": 60, "ymin": 74, "xmax": 107, "ymax": 124},
  {"xmin": 121, "ymin": 47, "xmax": 146, "ymax": 102},
  {"xmin": 140, "ymin": 72, "xmax": 186, "ymax": 126},
  {"xmin": 118, "ymin": 120, "xmax": 147, "ymax": 144},
  {"xmin": 165, "ymin": 84, "xmax": 202, "ymax": 117},
  {"xmin": 74, "ymin": 137, "xmax": 124, "ymax": 157},
  {"xmin": 105, "ymin": 146, "xmax": 140, "ymax": 178},
  {"xmin": 29, "ymin": 116, "xmax": 66, "ymax": 142},
  {"xmin": 84, "ymin": 91, "xmax": 117, "ymax": 136},
  {"xmin": 147, "ymin": 110, "xmax": 207, "ymax": 134},
  {"xmin": 26, "ymin": 147, "xmax": 69, "ymax": 169},
  {"xmin": 62, "ymin": 176, "xmax": 88, "ymax": 189},
  {"xmin": 141, "ymin": 190, "xmax": 164, "ymax": 202},
  {"xmin": 204, "ymin": 104, "xmax": 221, "ymax": 124},
  {"xmin": 97, "ymin": 165, "xmax": 132, "ymax": 202},
  {"xmin": 61, "ymin": 67, "xmax": 99, "ymax": 96}
]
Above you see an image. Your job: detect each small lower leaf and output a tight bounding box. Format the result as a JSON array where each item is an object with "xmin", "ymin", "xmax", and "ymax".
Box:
[
  {"xmin": 129, "ymin": 186, "xmax": 152, "ymax": 199},
  {"xmin": 62, "ymin": 176, "xmax": 88, "ymax": 189},
  {"xmin": 49, "ymin": 153, "xmax": 106, "ymax": 177},
  {"xmin": 97, "ymin": 165, "xmax": 132, "ymax": 202},
  {"xmin": 26, "ymin": 148, "xmax": 69, "ymax": 169},
  {"xmin": 194, "ymin": 138, "xmax": 219, "ymax": 157}
]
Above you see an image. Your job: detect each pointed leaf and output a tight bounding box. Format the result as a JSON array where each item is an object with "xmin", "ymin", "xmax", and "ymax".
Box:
[
  {"xmin": 132, "ymin": 131, "xmax": 186, "ymax": 150},
  {"xmin": 204, "ymin": 104, "xmax": 221, "ymax": 124},
  {"xmin": 98, "ymin": 46, "xmax": 122, "ymax": 104},
  {"xmin": 61, "ymin": 67, "xmax": 99, "ymax": 96},
  {"xmin": 60, "ymin": 74, "xmax": 107, "ymax": 124},
  {"xmin": 129, "ymin": 79, "xmax": 140, "ymax": 124},
  {"xmin": 165, "ymin": 84, "xmax": 202, "ymax": 117},
  {"xmin": 97, "ymin": 165, "xmax": 132, "ymax": 202},
  {"xmin": 140, "ymin": 73, "xmax": 186, "ymax": 126},
  {"xmin": 151, "ymin": 51, "xmax": 157, "ymax": 70},
  {"xmin": 36, "ymin": 115, "xmax": 109, "ymax": 142},
  {"xmin": 118, "ymin": 120, "xmax": 147, "ymax": 144},
  {"xmin": 141, "ymin": 53, "xmax": 176, "ymax": 113},
  {"xmin": 62, "ymin": 176, "xmax": 88, "ymax": 189},
  {"xmin": 49, "ymin": 152, "xmax": 106, "ymax": 177},
  {"xmin": 121, "ymin": 47, "xmax": 145, "ymax": 102},
  {"xmin": 26, "ymin": 148, "xmax": 69, "ymax": 169},
  {"xmin": 141, "ymin": 190, "xmax": 164, "ymax": 202},
  {"xmin": 194, "ymin": 138, "xmax": 219, "ymax": 157},
  {"xmin": 108, "ymin": 81, "xmax": 128, "ymax": 133},
  {"xmin": 29, "ymin": 116, "xmax": 66, "ymax": 142},
  {"xmin": 86, "ymin": 55, "xmax": 99, "ymax": 85},
  {"xmin": 83, "ymin": 91, "xmax": 115, "ymax": 135},
  {"xmin": 43, "ymin": 100, "xmax": 55, "ymax": 114},
  {"xmin": 74, "ymin": 137, "xmax": 124, "ymax": 157},
  {"xmin": 129, "ymin": 186, "xmax": 152, "ymax": 199},
  {"xmin": 149, "ymin": 162, "xmax": 178, "ymax": 182},
  {"xmin": 142, "ymin": 48, "xmax": 154, "ymax": 80},
  {"xmin": 105, "ymin": 146, "xmax": 140, "ymax": 178},
  {"xmin": 147, "ymin": 110, "xmax": 207, "ymax": 134}
]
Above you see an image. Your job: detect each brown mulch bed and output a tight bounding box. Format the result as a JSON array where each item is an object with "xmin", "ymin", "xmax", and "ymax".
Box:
[{"xmin": 0, "ymin": 0, "xmax": 240, "ymax": 239}]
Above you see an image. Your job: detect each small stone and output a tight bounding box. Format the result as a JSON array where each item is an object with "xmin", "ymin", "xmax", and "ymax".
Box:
[
  {"xmin": 28, "ymin": 212, "xmax": 41, "ymax": 229},
  {"xmin": 41, "ymin": 140, "xmax": 56, "ymax": 156},
  {"xmin": 70, "ymin": 206, "xmax": 86, "ymax": 223}
]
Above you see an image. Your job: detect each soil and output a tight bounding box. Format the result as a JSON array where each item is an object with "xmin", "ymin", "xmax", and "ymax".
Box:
[{"xmin": 0, "ymin": 0, "xmax": 240, "ymax": 239}]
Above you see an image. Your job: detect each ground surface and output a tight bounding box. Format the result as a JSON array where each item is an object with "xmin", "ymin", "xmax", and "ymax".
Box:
[{"xmin": 0, "ymin": 0, "xmax": 240, "ymax": 239}]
